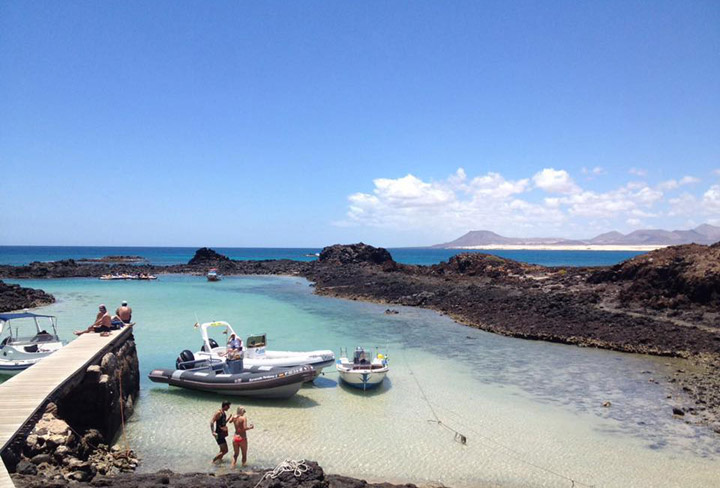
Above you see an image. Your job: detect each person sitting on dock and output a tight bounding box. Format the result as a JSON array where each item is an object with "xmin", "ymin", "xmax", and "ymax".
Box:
[
  {"xmin": 112, "ymin": 300, "xmax": 133, "ymax": 327},
  {"xmin": 211, "ymin": 401, "xmax": 231, "ymax": 464},
  {"xmin": 74, "ymin": 304, "xmax": 113, "ymax": 336}
]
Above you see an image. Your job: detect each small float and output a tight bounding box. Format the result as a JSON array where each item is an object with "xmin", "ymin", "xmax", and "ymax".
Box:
[
  {"xmin": 192, "ymin": 321, "xmax": 335, "ymax": 380},
  {"xmin": 148, "ymin": 351, "xmax": 314, "ymax": 399},
  {"xmin": 207, "ymin": 268, "xmax": 221, "ymax": 282},
  {"xmin": 336, "ymin": 347, "xmax": 389, "ymax": 390},
  {"xmin": 0, "ymin": 312, "xmax": 65, "ymax": 375}
]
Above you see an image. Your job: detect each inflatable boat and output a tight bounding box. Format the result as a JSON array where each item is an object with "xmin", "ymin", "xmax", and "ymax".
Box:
[
  {"xmin": 193, "ymin": 321, "xmax": 335, "ymax": 379},
  {"xmin": 148, "ymin": 350, "xmax": 315, "ymax": 399}
]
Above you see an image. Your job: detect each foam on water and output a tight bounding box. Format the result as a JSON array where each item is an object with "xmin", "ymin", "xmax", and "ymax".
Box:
[{"xmin": 6, "ymin": 276, "xmax": 719, "ymax": 487}]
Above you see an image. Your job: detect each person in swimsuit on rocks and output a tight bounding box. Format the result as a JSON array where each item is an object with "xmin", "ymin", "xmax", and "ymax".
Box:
[
  {"xmin": 210, "ymin": 401, "xmax": 231, "ymax": 463},
  {"xmin": 74, "ymin": 305, "xmax": 113, "ymax": 335},
  {"xmin": 229, "ymin": 406, "xmax": 254, "ymax": 468}
]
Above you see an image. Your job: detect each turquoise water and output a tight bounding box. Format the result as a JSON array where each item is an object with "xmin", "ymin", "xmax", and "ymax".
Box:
[
  {"xmin": 0, "ymin": 246, "xmax": 644, "ymax": 267},
  {"xmin": 3, "ymin": 276, "xmax": 719, "ymax": 487}
]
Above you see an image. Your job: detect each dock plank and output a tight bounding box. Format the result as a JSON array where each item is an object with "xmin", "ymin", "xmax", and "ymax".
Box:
[{"xmin": 0, "ymin": 327, "xmax": 132, "ymax": 487}]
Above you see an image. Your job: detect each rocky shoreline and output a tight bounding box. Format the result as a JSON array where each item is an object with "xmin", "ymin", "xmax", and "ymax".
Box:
[
  {"xmin": 12, "ymin": 460, "xmax": 420, "ymax": 488},
  {"xmin": 0, "ymin": 280, "xmax": 55, "ymax": 313},
  {"xmin": 1, "ymin": 243, "xmax": 718, "ymax": 432}
]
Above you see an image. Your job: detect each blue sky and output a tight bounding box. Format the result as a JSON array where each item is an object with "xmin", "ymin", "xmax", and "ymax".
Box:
[{"xmin": 1, "ymin": 1, "xmax": 718, "ymax": 247}]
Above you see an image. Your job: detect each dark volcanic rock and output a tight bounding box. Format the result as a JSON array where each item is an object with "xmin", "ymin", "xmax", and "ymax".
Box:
[
  {"xmin": 0, "ymin": 280, "xmax": 55, "ymax": 312},
  {"xmin": 76, "ymin": 256, "xmax": 147, "ymax": 263},
  {"xmin": 188, "ymin": 248, "xmax": 231, "ymax": 266},
  {"xmin": 12, "ymin": 461, "xmax": 418, "ymax": 488},
  {"xmin": 319, "ymin": 243, "xmax": 394, "ymax": 266},
  {"xmin": 432, "ymin": 252, "xmax": 543, "ymax": 278},
  {"xmin": 589, "ymin": 243, "xmax": 720, "ymax": 307}
]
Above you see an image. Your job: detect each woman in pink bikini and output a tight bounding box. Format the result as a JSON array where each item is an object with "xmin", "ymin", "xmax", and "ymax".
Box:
[{"xmin": 229, "ymin": 406, "xmax": 254, "ymax": 468}]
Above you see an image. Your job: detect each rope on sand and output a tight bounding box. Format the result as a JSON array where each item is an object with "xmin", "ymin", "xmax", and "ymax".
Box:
[
  {"xmin": 401, "ymin": 349, "xmax": 593, "ymax": 488},
  {"xmin": 254, "ymin": 459, "xmax": 310, "ymax": 488}
]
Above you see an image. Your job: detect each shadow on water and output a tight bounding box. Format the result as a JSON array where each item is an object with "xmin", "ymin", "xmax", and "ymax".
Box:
[
  {"xmin": 145, "ymin": 386, "xmax": 321, "ymax": 408},
  {"xmin": 306, "ymin": 376, "xmax": 337, "ymax": 388},
  {"xmin": 338, "ymin": 377, "xmax": 392, "ymax": 396}
]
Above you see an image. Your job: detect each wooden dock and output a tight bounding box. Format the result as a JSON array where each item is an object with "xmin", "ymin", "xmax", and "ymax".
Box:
[{"xmin": 0, "ymin": 327, "xmax": 132, "ymax": 487}]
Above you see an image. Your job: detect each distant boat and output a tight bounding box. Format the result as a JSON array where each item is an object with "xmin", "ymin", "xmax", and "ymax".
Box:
[
  {"xmin": 207, "ymin": 269, "xmax": 221, "ymax": 281},
  {"xmin": 0, "ymin": 312, "xmax": 65, "ymax": 375},
  {"xmin": 336, "ymin": 346, "xmax": 389, "ymax": 390}
]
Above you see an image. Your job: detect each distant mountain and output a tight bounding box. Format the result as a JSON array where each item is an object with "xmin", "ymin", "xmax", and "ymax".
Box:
[{"xmin": 434, "ymin": 224, "xmax": 720, "ymax": 248}]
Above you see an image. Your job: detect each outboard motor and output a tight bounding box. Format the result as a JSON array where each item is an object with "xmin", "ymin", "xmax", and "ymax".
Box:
[
  {"xmin": 201, "ymin": 338, "xmax": 220, "ymax": 352},
  {"xmin": 176, "ymin": 349, "xmax": 195, "ymax": 370}
]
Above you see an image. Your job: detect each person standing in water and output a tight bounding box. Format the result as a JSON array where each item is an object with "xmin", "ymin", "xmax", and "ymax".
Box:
[
  {"xmin": 229, "ymin": 406, "xmax": 254, "ymax": 468},
  {"xmin": 210, "ymin": 401, "xmax": 231, "ymax": 463}
]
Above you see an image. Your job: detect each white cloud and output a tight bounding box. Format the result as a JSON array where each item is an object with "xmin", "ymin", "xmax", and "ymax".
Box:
[
  {"xmin": 714, "ymin": 169, "xmax": 720, "ymax": 176},
  {"xmin": 581, "ymin": 166, "xmax": 606, "ymax": 176},
  {"xmin": 680, "ymin": 176, "xmax": 700, "ymax": 185},
  {"xmin": 532, "ymin": 168, "xmax": 580, "ymax": 194},
  {"xmin": 629, "ymin": 167, "xmax": 648, "ymax": 177},
  {"xmin": 342, "ymin": 168, "xmax": 718, "ymax": 241},
  {"xmin": 703, "ymin": 185, "xmax": 720, "ymax": 214},
  {"xmin": 659, "ymin": 176, "xmax": 701, "ymax": 190}
]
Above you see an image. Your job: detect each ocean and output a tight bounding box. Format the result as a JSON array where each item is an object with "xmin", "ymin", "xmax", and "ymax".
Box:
[
  {"xmin": 0, "ymin": 246, "xmax": 644, "ymax": 267},
  {"xmin": 1, "ymin": 275, "xmax": 718, "ymax": 487}
]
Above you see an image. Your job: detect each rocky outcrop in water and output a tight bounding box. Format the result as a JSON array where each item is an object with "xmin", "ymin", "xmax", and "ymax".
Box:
[
  {"xmin": 319, "ymin": 243, "xmax": 394, "ymax": 266},
  {"xmin": 188, "ymin": 247, "xmax": 231, "ymax": 266},
  {"xmin": 588, "ymin": 243, "xmax": 720, "ymax": 308},
  {"xmin": 76, "ymin": 256, "xmax": 147, "ymax": 263},
  {"xmin": 1, "ymin": 243, "xmax": 718, "ymax": 431},
  {"xmin": 0, "ymin": 280, "xmax": 55, "ymax": 312}
]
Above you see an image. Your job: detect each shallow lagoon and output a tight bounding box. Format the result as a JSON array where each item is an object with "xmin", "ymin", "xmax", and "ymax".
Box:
[{"xmin": 6, "ymin": 276, "xmax": 720, "ymax": 487}]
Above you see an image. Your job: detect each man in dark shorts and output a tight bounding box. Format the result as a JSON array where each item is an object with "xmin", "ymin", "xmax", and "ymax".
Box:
[
  {"xmin": 74, "ymin": 304, "xmax": 113, "ymax": 336},
  {"xmin": 210, "ymin": 401, "xmax": 231, "ymax": 463}
]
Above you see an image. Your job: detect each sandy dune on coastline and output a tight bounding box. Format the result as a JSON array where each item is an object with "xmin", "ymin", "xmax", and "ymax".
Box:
[{"xmin": 451, "ymin": 244, "xmax": 667, "ymax": 251}]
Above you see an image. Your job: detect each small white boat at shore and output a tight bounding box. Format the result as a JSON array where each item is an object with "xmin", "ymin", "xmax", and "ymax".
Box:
[
  {"xmin": 336, "ymin": 347, "xmax": 389, "ymax": 390},
  {"xmin": 192, "ymin": 321, "xmax": 335, "ymax": 380},
  {"xmin": 207, "ymin": 269, "xmax": 221, "ymax": 281},
  {"xmin": 0, "ymin": 312, "xmax": 65, "ymax": 375}
]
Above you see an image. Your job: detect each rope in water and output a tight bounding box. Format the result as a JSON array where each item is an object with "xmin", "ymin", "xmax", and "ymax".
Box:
[
  {"xmin": 254, "ymin": 459, "xmax": 310, "ymax": 488},
  {"xmin": 401, "ymin": 350, "xmax": 593, "ymax": 488}
]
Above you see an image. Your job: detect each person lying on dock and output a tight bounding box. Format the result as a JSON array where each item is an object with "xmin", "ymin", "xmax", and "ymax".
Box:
[
  {"xmin": 229, "ymin": 406, "xmax": 254, "ymax": 468},
  {"xmin": 74, "ymin": 304, "xmax": 113, "ymax": 336}
]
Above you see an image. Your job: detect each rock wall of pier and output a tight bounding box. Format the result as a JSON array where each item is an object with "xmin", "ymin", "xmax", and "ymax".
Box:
[{"xmin": 2, "ymin": 332, "xmax": 140, "ymax": 482}]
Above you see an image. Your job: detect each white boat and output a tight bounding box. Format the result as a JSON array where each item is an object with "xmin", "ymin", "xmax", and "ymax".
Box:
[
  {"xmin": 336, "ymin": 347, "xmax": 389, "ymax": 390},
  {"xmin": 192, "ymin": 321, "xmax": 335, "ymax": 380},
  {"xmin": 207, "ymin": 269, "xmax": 221, "ymax": 282},
  {"xmin": 0, "ymin": 312, "xmax": 65, "ymax": 375}
]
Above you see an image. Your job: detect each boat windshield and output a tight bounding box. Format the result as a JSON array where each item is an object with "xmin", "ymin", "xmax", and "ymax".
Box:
[{"xmin": 0, "ymin": 315, "xmax": 58, "ymax": 344}]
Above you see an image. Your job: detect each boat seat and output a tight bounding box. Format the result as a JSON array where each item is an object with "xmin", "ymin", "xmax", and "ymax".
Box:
[
  {"xmin": 24, "ymin": 344, "xmax": 39, "ymax": 353},
  {"xmin": 31, "ymin": 332, "xmax": 54, "ymax": 342}
]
